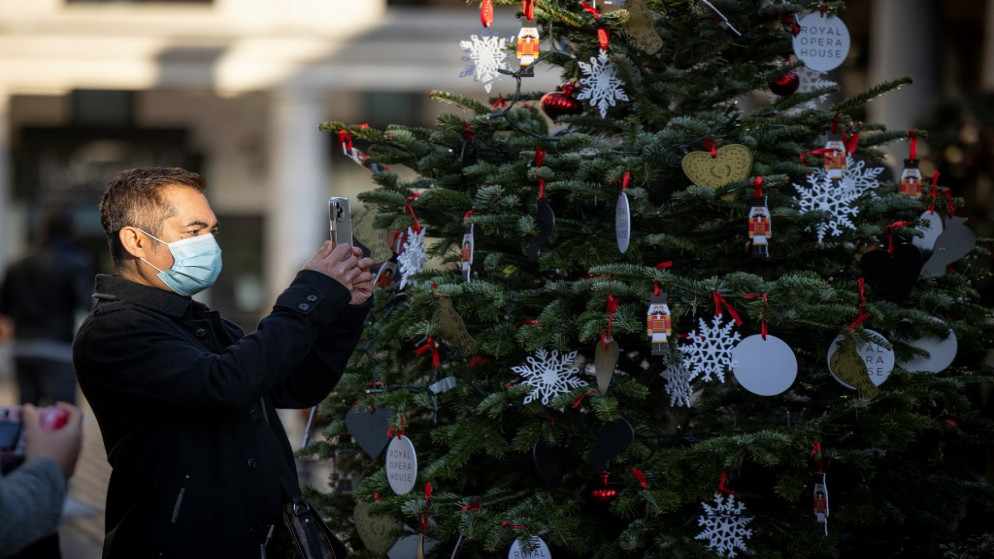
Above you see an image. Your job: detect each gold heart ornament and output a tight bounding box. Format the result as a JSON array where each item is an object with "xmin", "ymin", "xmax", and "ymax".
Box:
[{"xmin": 681, "ymin": 144, "xmax": 753, "ymax": 189}]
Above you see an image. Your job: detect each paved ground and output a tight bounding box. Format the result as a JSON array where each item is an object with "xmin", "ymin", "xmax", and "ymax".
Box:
[{"xmin": 0, "ymin": 349, "xmax": 331, "ymax": 559}]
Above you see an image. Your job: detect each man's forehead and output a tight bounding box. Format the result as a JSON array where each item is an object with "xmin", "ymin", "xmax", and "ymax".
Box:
[{"xmin": 162, "ymin": 186, "xmax": 217, "ymax": 225}]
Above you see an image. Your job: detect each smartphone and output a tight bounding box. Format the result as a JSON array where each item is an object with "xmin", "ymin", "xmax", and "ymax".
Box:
[{"xmin": 329, "ymin": 197, "xmax": 352, "ymax": 247}]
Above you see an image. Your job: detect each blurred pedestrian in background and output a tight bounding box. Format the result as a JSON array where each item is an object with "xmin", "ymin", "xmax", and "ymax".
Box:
[{"xmin": 0, "ymin": 208, "xmax": 94, "ymax": 406}]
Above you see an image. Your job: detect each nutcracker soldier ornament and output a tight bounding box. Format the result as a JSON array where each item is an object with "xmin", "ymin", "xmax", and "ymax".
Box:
[
  {"xmin": 899, "ymin": 159, "xmax": 922, "ymax": 197},
  {"xmin": 748, "ymin": 196, "xmax": 772, "ymax": 258},
  {"xmin": 516, "ymin": 0, "xmax": 539, "ymax": 76},
  {"xmin": 460, "ymin": 223, "xmax": 474, "ymax": 282},
  {"xmin": 823, "ymin": 132, "xmax": 847, "ymax": 181},
  {"xmin": 900, "ymin": 132, "xmax": 923, "ymax": 198},
  {"xmin": 647, "ymin": 292, "xmax": 672, "ymax": 356}
]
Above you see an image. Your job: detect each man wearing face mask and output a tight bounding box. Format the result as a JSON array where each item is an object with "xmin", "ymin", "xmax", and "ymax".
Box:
[{"xmin": 72, "ymin": 167, "xmax": 373, "ymax": 558}]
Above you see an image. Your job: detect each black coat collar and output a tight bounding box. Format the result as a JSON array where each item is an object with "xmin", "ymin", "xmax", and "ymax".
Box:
[{"xmin": 93, "ymin": 274, "xmax": 201, "ymax": 319}]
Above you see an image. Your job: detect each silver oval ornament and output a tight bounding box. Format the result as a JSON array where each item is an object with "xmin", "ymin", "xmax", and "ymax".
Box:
[
  {"xmin": 385, "ymin": 435, "xmax": 418, "ymax": 495},
  {"xmin": 616, "ymin": 191, "xmax": 631, "ymax": 253}
]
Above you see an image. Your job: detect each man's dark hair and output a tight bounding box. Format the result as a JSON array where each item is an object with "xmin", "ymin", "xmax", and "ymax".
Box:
[{"xmin": 99, "ymin": 167, "xmax": 207, "ymax": 267}]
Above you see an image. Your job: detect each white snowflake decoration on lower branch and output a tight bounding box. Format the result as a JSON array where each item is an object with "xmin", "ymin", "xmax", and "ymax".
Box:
[
  {"xmin": 576, "ymin": 50, "xmax": 629, "ymax": 118},
  {"xmin": 397, "ymin": 226, "xmax": 428, "ymax": 290},
  {"xmin": 794, "ymin": 155, "xmax": 884, "ymax": 243},
  {"xmin": 661, "ymin": 362, "xmax": 694, "ymax": 408},
  {"xmin": 696, "ymin": 493, "xmax": 754, "ymax": 558},
  {"xmin": 459, "ymin": 30, "xmax": 512, "ymax": 93},
  {"xmin": 511, "ymin": 349, "xmax": 588, "ymax": 406},
  {"xmin": 678, "ymin": 315, "xmax": 742, "ymax": 383}
]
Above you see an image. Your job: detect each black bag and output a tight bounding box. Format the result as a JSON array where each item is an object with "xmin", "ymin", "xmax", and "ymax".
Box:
[{"xmin": 278, "ymin": 473, "xmax": 348, "ymax": 559}]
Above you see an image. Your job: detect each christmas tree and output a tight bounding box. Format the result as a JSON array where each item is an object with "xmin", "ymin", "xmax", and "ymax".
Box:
[{"xmin": 307, "ymin": 1, "xmax": 994, "ymax": 557}]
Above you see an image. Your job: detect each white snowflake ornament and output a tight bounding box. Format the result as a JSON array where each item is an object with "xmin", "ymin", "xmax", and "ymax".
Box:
[
  {"xmin": 397, "ymin": 226, "xmax": 428, "ymax": 290},
  {"xmin": 696, "ymin": 492, "xmax": 754, "ymax": 558},
  {"xmin": 576, "ymin": 50, "xmax": 629, "ymax": 118},
  {"xmin": 794, "ymin": 155, "xmax": 884, "ymax": 243},
  {"xmin": 794, "ymin": 65, "xmax": 836, "ymax": 111},
  {"xmin": 661, "ymin": 362, "xmax": 694, "ymax": 408},
  {"xmin": 679, "ymin": 315, "xmax": 742, "ymax": 383},
  {"xmin": 459, "ymin": 30, "xmax": 513, "ymax": 93},
  {"xmin": 511, "ymin": 349, "xmax": 588, "ymax": 406}
]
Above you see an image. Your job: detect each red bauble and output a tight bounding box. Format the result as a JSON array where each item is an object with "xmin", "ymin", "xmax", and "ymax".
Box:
[
  {"xmin": 541, "ymin": 84, "xmax": 583, "ymax": 119},
  {"xmin": 590, "ymin": 471, "xmax": 617, "ymax": 502},
  {"xmin": 769, "ymin": 71, "xmax": 800, "ymax": 96}
]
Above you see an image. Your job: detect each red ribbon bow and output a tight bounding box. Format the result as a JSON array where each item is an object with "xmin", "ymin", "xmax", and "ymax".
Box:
[{"xmin": 414, "ymin": 335, "xmax": 440, "ymax": 369}]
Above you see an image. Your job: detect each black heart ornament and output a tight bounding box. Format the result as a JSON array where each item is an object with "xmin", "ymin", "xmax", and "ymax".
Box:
[
  {"xmin": 860, "ymin": 242, "xmax": 922, "ymax": 302},
  {"xmin": 345, "ymin": 406, "xmax": 392, "ymax": 459},
  {"xmin": 586, "ymin": 418, "xmax": 635, "ymax": 471},
  {"xmin": 533, "ymin": 439, "xmax": 566, "ymax": 489}
]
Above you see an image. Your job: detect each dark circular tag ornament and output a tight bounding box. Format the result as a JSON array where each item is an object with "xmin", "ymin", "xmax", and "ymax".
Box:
[{"xmin": 860, "ymin": 242, "xmax": 922, "ymax": 302}]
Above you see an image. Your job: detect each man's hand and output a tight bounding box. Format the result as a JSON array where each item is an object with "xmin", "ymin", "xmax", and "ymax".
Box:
[
  {"xmin": 23, "ymin": 402, "xmax": 83, "ymax": 479},
  {"xmin": 349, "ymin": 247, "xmax": 374, "ymax": 305},
  {"xmin": 302, "ymin": 242, "xmax": 362, "ymax": 291}
]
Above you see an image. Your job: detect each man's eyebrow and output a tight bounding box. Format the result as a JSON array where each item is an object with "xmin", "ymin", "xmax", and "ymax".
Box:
[{"xmin": 183, "ymin": 220, "xmax": 218, "ymax": 229}]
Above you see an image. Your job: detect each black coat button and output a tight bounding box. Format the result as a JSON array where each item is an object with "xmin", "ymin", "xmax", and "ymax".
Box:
[
  {"xmin": 247, "ymin": 458, "xmax": 258, "ymax": 470},
  {"xmin": 306, "ymin": 294, "xmax": 318, "ymax": 302},
  {"xmin": 194, "ymin": 328, "xmax": 207, "ymax": 339},
  {"xmin": 298, "ymin": 303, "xmax": 310, "ymax": 311}
]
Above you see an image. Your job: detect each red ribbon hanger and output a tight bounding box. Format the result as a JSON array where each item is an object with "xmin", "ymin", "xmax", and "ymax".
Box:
[
  {"xmin": 653, "ymin": 261, "xmax": 672, "ymax": 296},
  {"xmin": 406, "ymin": 192, "xmax": 422, "ymax": 233},
  {"xmin": 713, "ymin": 292, "xmax": 743, "ymax": 327},
  {"xmin": 716, "ymin": 471, "xmax": 740, "ymax": 498},
  {"xmin": 850, "ymin": 278, "xmax": 870, "ymax": 330},
  {"xmin": 414, "ymin": 335, "xmax": 440, "ymax": 369}
]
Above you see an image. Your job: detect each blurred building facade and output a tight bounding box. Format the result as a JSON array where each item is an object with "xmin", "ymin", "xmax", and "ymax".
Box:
[{"xmin": 0, "ymin": 0, "xmax": 992, "ymax": 325}]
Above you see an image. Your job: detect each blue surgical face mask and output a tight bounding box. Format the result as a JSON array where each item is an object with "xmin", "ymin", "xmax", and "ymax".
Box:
[{"xmin": 137, "ymin": 229, "xmax": 222, "ymax": 296}]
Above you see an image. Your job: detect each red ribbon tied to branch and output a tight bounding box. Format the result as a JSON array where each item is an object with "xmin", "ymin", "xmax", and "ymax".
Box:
[
  {"xmin": 653, "ymin": 261, "xmax": 672, "ymax": 297},
  {"xmin": 885, "ymin": 220, "xmax": 914, "ymax": 253},
  {"xmin": 703, "ymin": 137, "xmax": 718, "ymax": 158},
  {"xmin": 751, "ymin": 176, "xmax": 763, "ymax": 199},
  {"xmin": 534, "ymin": 146, "xmax": 547, "ymax": 199},
  {"xmin": 414, "ymin": 335, "xmax": 440, "ymax": 369},
  {"xmin": 406, "ymin": 192, "xmax": 422, "ymax": 233},
  {"xmin": 713, "ymin": 292, "xmax": 743, "ymax": 326},
  {"xmin": 717, "ymin": 471, "xmax": 740, "ymax": 497},
  {"xmin": 632, "ymin": 468, "xmax": 650, "ymax": 490},
  {"xmin": 418, "ymin": 482, "xmax": 432, "ymax": 533},
  {"xmin": 850, "ymin": 278, "xmax": 870, "ymax": 330},
  {"xmin": 743, "ymin": 293, "xmax": 769, "ymax": 339}
]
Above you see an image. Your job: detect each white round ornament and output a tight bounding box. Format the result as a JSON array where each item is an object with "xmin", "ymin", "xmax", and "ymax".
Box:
[
  {"xmin": 827, "ymin": 330, "xmax": 894, "ymax": 390},
  {"xmin": 731, "ymin": 334, "xmax": 798, "ymax": 396},
  {"xmin": 509, "ymin": 536, "xmax": 551, "ymax": 559},
  {"xmin": 896, "ymin": 326, "xmax": 957, "ymax": 374},
  {"xmin": 792, "ymin": 12, "xmax": 851, "ymax": 72},
  {"xmin": 912, "ymin": 210, "xmax": 943, "ymax": 252},
  {"xmin": 385, "ymin": 435, "xmax": 418, "ymax": 495},
  {"xmin": 616, "ymin": 190, "xmax": 631, "ymax": 253}
]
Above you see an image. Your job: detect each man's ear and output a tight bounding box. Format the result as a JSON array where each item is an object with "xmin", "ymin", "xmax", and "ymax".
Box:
[{"xmin": 118, "ymin": 226, "xmax": 151, "ymax": 259}]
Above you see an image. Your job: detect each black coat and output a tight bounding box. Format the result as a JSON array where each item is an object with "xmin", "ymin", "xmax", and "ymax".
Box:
[{"xmin": 73, "ymin": 271, "xmax": 367, "ymax": 558}]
